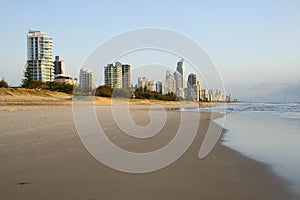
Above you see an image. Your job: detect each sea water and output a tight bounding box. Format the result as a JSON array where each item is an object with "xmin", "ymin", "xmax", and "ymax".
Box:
[{"xmin": 200, "ymin": 102, "xmax": 300, "ymax": 196}]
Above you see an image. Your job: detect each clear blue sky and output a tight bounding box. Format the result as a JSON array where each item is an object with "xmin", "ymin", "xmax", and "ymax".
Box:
[{"xmin": 0, "ymin": 0, "xmax": 299, "ymax": 101}]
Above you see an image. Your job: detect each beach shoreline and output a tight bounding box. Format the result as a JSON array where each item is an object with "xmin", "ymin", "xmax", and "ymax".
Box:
[{"xmin": 0, "ymin": 100, "xmax": 297, "ymax": 199}]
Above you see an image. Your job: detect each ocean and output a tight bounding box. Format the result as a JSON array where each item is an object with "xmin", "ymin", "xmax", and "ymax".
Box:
[{"xmin": 201, "ymin": 102, "xmax": 300, "ymax": 196}]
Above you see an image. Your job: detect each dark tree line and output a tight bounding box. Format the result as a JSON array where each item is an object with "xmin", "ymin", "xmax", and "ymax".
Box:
[{"xmin": 95, "ymin": 85, "xmax": 177, "ymax": 101}]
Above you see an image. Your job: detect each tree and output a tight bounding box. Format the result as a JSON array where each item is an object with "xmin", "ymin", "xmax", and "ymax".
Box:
[
  {"xmin": 47, "ymin": 81, "xmax": 73, "ymax": 94},
  {"xmin": 0, "ymin": 78, "xmax": 8, "ymax": 88},
  {"xmin": 22, "ymin": 65, "xmax": 33, "ymax": 88},
  {"xmin": 95, "ymin": 85, "xmax": 113, "ymax": 97}
]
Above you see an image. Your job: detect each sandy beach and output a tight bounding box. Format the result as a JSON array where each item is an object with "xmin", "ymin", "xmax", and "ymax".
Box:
[{"xmin": 0, "ymin": 98, "xmax": 297, "ymax": 200}]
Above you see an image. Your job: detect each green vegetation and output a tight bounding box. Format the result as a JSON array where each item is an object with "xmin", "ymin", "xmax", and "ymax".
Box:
[
  {"xmin": 95, "ymin": 86, "xmax": 131, "ymax": 98},
  {"xmin": 95, "ymin": 86, "xmax": 113, "ymax": 97},
  {"xmin": 21, "ymin": 80, "xmax": 73, "ymax": 94},
  {"xmin": 0, "ymin": 79, "xmax": 9, "ymax": 88},
  {"xmin": 95, "ymin": 85, "xmax": 177, "ymax": 101},
  {"xmin": 21, "ymin": 66, "xmax": 73, "ymax": 94},
  {"xmin": 112, "ymin": 88, "xmax": 131, "ymax": 98},
  {"xmin": 21, "ymin": 66, "xmax": 33, "ymax": 88},
  {"xmin": 134, "ymin": 90, "xmax": 177, "ymax": 101},
  {"xmin": 0, "ymin": 87, "xmax": 70, "ymax": 97},
  {"xmin": 46, "ymin": 81, "xmax": 74, "ymax": 94}
]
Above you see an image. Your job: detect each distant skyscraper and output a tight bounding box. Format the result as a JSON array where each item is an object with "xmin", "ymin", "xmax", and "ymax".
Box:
[
  {"xmin": 79, "ymin": 68, "xmax": 93, "ymax": 89},
  {"xmin": 226, "ymin": 94, "xmax": 233, "ymax": 102},
  {"xmin": 122, "ymin": 64, "xmax": 131, "ymax": 89},
  {"xmin": 147, "ymin": 81, "xmax": 155, "ymax": 92},
  {"xmin": 138, "ymin": 77, "xmax": 148, "ymax": 89},
  {"xmin": 176, "ymin": 59, "xmax": 185, "ymax": 88},
  {"xmin": 156, "ymin": 81, "xmax": 163, "ymax": 93},
  {"xmin": 163, "ymin": 70, "xmax": 176, "ymax": 95},
  {"xmin": 215, "ymin": 89, "xmax": 224, "ymax": 102},
  {"xmin": 104, "ymin": 62, "xmax": 122, "ymax": 88},
  {"xmin": 174, "ymin": 71, "xmax": 182, "ymax": 89},
  {"xmin": 175, "ymin": 59, "xmax": 185, "ymax": 98},
  {"xmin": 201, "ymin": 89, "xmax": 209, "ymax": 101},
  {"xmin": 26, "ymin": 30, "xmax": 54, "ymax": 82},
  {"xmin": 187, "ymin": 73, "xmax": 201, "ymax": 101},
  {"xmin": 187, "ymin": 73, "xmax": 197, "ymax": 85},
  {"xmin": 208, "ymin": 89, "xmax": 214, "ymax": 102},
  {"xmin": 53, "ymin": 55, "xmax": 65, "ymax": 77},
  {"xmin": 174, "ymin": 71, "xmax": 184, "ymax": 98}
]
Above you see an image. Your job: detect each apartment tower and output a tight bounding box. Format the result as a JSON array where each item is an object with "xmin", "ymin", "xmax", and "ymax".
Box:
[{"xmin": 26, "ymin": 30, "xmax": 54, "ymax": 82}]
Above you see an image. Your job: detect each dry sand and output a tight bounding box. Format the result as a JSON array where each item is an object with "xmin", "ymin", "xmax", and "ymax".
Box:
[
  {"xmin": 0, "ymin": 104, "xmax": 297, "ymax": 200},
  {"xmin": 0, "ymin": 88, "xmax": 213, "ymax": 111}
]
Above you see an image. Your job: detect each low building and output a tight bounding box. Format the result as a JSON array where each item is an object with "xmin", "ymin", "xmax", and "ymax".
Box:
[{"xmin": 54, "ymin": 76, "xmax": 76, "ymax": 85}]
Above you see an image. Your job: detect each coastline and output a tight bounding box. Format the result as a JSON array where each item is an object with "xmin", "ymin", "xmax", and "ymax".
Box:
[
  {"xmin": 217, "ymin": 110, "xmax": 300, "ymax": 198},
  {"xmin": 0, "ymin": 100, "xmax": 297, "ymax": 199}
]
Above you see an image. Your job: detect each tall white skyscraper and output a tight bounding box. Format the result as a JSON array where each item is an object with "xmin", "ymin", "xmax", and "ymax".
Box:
[
  {"xmin": 79, "ymin": 68, "xmax": 93, "ymax": 89},
  {"xmin": 26, "ymin": 30, "xmax": 54, "ymax": 82}
]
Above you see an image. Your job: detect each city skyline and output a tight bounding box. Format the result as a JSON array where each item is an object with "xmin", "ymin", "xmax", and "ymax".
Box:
[
  {"xmin": 0, "ymin": 1, "xmax": 299, "ymax": 102},
  {"xmin": 23, "ymin": 27, "xmax": 228, "ymax": 101},
  {"xmin": 102, "ymin": 58, "xmax": 232, "ymax": 102}
]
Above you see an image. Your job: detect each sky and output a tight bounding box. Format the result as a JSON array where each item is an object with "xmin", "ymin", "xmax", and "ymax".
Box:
[{"xmin": 0, "ymin": 0, "xmax": 299, "ymax": 102}]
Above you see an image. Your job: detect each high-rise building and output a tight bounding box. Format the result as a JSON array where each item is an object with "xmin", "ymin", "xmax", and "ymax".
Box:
[
  {"xmin": 53, "ymin": 55, "xmax": 65, "ymax": 77},
  {"xmin": 176, "ymin": 59, "xmax": 184, "ymax": 88},
  {"xmin": 215, "ymin": 89, "xmax": 224, "ymax": 102},
  {"xmin": 79, "ymin": 68, "xmax": 93, "ymax": 89},
  {"xmin": 122, "ymin": 64, "xmax": 131, "ymax": 89},
  {"xmin": 147, "ymin": 81, "xmax": 155, "ymax": 92},
  {"xmin": 201, "ymin": 89, "xmax": 209, "ymax": 101},
  {"xmin": 138, "ymin": 77, "xmax": 148, "ymax": 89},
  {"xmin": 208, "ymin": 89, "xmax": 214, "ymax": 102},
  {"xmin": 156, "ymin": 81, "xmax": 163, "ymax": 93},
  {"xmin": 184, "ymin": 88, "xmax": 188, "ymax": 99},
  {"xmin": 187, "ymin": 73, "xmax": 201, "ymax": 101},
  {"xmin": 26, "ymin": 30, "xmax": 54, "ymax": 82},
  {"xmin": 174, "ymin": 71, "xmax": 184, "ymax": 98},
  {"xmin": 163, "ymin": 70, "xmax": 176, "ymax": 95},
  {"xmin": 187, "ymin": 73, "xmax": 197, "ymax": 86},
  {"xmin": 225, "ymin": 94, "xmax": 233, "ymax": 102},
  {"xmin": 175, "ymin": 59, "xmax": 185, "ymax": 98},
  {"xmin": 104, "ymin": 62, "xmax": 122, "ymax": 89},
  {"xmin": 137, "ymin": 77, "xmax": 155, "ymax": 92},
  {"xmin": 176, "ymin": 88, "xmax": 185, "ymax": 99},
  {"xmin": 174, "ymin": 71, "xmax": 182, "ymax": 89}
]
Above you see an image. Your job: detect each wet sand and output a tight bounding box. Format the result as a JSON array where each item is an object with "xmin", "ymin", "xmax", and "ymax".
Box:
[{"xmin": 0, "ymin": 105, "xmax": 297, "ymax": 200}]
